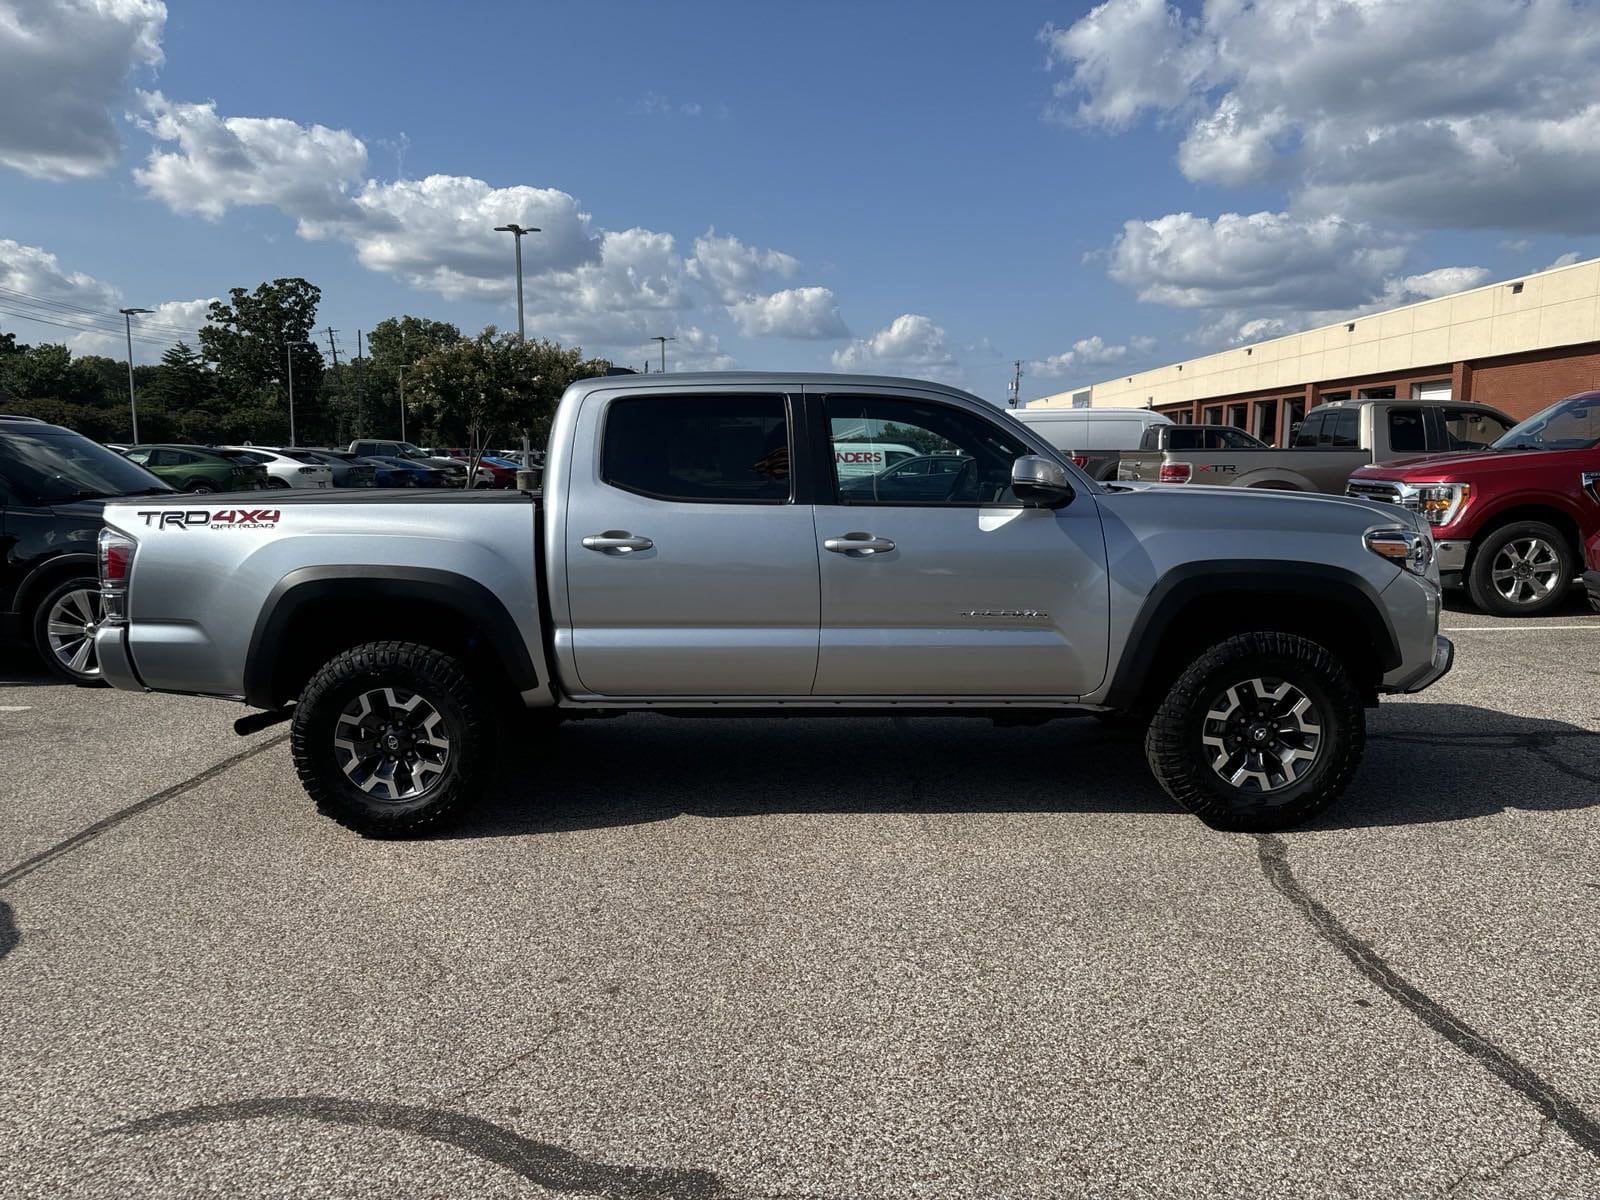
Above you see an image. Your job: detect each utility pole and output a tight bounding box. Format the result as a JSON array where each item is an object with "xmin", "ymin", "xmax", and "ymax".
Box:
[
  {"xmin": 284, "ymin": 338, "xmax": 316, "ymax": 447},
  {"xmin": 651, "ymin": 335, "xmax": 676, "ymax": 374},
  {"xmin": 493, "ymin": 223, "xmax": 541, "ymax": 341},
  {"xmin": 118, "ymin": 307, "xmax": 152, "ymax": 441},
  {"xmin": 1008, "ymin": 360, "xmax": 1023, "ymax": 408}
]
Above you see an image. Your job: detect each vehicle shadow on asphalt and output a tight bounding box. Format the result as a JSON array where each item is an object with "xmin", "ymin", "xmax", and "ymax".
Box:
[{"xmin": 447, "ymin": 702, "xmax": 1598, "ymax": 838}]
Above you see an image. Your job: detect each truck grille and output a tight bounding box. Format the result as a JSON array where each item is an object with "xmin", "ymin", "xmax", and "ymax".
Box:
[{"xmin": 1346, "ymin": 480, "xmax": 1418, "ymax": 512}]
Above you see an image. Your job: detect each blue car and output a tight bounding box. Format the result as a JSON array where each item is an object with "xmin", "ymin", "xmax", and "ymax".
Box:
[{"xmin": 364, "ymin": 455, "xmax": 451, "ymax": 487}]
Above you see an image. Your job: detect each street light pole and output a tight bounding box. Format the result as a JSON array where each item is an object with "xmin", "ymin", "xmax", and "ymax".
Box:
[
  {"xmin": 493, "ymin": 223, "xmax": 541, "ymax": 342},
  {"xmin": 118, "ymin": 307, "xmax": 152, "ymax": 442},
  {"xmin": 651, "ymin": 335, "xmax": 676, "ymax": 373},
  {"xmin": 398, "ymin": 364, "xmax": 407, "ymax": 442}
]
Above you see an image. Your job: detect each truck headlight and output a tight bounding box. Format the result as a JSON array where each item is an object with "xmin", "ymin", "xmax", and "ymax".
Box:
[
  {"xmin": 1413, "ymin": 482, "xmax": 1470, "ymax": 526},
  {"xmin": 1365, "ymin": 527, "xmax": 1434, "ymax": 576}
]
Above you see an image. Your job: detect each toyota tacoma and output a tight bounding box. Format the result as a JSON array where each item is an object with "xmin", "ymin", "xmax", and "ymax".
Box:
[{"xmin": 93, "ymin": 373, "xmax": 1453, "ymax": 834}]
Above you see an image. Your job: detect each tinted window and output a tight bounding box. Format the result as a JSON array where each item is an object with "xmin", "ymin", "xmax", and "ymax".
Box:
[
  {"xmin": 1387, "ymin": 408, "xmax": 1426, "ymax": 453},
  {"xmin": 1220, "ymin": 427, "xmax": 1264, "ymax": 448},
  {"xmin": 826, "ymin": 396, "xmax": 1026, "ymax": 506},
  {"xmin": 1328, "ymin": 410, "xmax": 1360, "ymax": 448},
  {"xmin": 602, "ymin": 394, "xmax": 791, "ymax": 503},
  {"xmin": 1494, "ymin": 395, "xmax": 1600, "ymax": 450},
  {"xmin": 1293, "ymin": 411, "xmax": 1326, "ymax": 447},
  {"xmin": 0, "ymin": 428, "xmax": 170, "ymax": 503},
  {"xmin": 1438, "ymin": 408, "xmax": 1511, "ymax": 450}
]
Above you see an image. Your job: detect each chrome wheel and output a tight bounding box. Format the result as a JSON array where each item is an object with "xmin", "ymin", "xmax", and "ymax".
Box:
[
  {"xmin": 1489, "ymin": 536, "xmax": 1562, "ymax": 606},
  {"xmin": 1200, "ymin": 676, "xmax": 1323, "ymax": 793},
  {"xmin": 333, "ymin": 687, "xmax": 452, "ymax": 801},
  {"xmin": 45, "ymin": 587, "xmax": 103, "ymax": 679}
]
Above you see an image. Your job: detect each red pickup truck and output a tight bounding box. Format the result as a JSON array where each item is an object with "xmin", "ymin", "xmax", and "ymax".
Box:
[{"xmin": 1348, "ymin": 389, "xmax": 1600, "ymax": 617}]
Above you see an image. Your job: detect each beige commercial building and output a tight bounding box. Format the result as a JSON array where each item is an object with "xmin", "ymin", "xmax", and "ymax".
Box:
[{"xmin": 1027, "ymin": 257, "xmax": 1600, "ymax": 445}]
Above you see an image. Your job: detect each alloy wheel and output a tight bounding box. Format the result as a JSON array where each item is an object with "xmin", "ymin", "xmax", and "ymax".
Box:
[
  {"xmin": 1490, "ymin": 537, "xmax": 1562, "ymax": 606},
  {"xmin": 332, "ymin": 686, "xmax": 452, "ymax": 802},
  {"xmin": 46, "ymin": 587, "xmax": 104, "ymax": 679},
  {"xmin": 1200, "ymin": 676, "xmax": 1323, "ymax": 793}
]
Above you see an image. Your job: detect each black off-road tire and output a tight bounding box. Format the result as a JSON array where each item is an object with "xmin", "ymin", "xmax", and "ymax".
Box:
[
  {"xmin": 1145, "ymin": 632, "xmax": 1365, "ymax": 831},
  {"xmin": 1466, "ymin": 520, "xmax": 1574, "ymax": 617},
  {"xmin": 291, "ymin": 640, "xmax": 491, "ymax": 837}
]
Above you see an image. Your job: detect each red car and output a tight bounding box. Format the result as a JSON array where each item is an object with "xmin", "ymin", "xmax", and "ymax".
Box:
[
  {"xmin": 451, "ymin": 454, "xmax": 520, "ymax": 488},
  {"xmin": 1348, "ymin": 390, "xmax": 1600, "ymax": 616}
]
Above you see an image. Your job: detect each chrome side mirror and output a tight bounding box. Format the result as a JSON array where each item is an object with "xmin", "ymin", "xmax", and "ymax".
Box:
[{"xmin": 1011, "ymin": 455, "xmax": 1075, "ymax": 508}]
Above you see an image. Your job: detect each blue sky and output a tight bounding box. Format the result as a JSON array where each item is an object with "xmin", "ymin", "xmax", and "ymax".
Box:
[{"xmin": 3, "ymin": 0, "xmax": 1598, "ymax": 402}]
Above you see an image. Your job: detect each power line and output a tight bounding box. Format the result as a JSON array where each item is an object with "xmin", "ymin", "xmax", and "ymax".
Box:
[
  {"xmin": 0, "ymin": 305, "xmax": 190, "ymax": 349},
  {"xmin": 0, "ymin": 285, "xmax": 209, "ymax": 338}
]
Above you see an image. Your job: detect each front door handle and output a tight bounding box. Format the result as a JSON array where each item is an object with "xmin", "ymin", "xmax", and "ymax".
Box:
[
  {"xmin": 582, "ymin": 531, "xmax": 654, "ymax": 554},
  {"xmin": 824, "ymin": 532, "xmax": 896, "ymax": 555}
]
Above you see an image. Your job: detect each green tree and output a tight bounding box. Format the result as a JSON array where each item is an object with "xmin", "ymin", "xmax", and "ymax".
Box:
[{"xmin": 199, "ymin": 278, "xmax": 326, "ymax": 442}]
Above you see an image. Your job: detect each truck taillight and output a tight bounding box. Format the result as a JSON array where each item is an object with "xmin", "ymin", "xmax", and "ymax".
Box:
[
  {"xmin": 99, "ymin": 528, "xmax": 136, "ymax": 623},
  {"xmin": 1159, "ymin": 463, "xmax": 1192, "ymax": 483},
  {"xmin": 1070, "ymin": 454, "xmax": 1089, "ymax": 468}
]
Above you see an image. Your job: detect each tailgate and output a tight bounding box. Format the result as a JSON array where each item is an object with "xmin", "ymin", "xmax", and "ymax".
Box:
[{"xmin": 1117, "ymin": 452, "xmax": 1164, "ymax": 482}]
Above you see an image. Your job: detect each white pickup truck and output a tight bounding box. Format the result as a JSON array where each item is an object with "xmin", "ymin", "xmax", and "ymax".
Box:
[{"xmin": 93, "ymin": 373, "xmax": 1452, "ymax": 836}]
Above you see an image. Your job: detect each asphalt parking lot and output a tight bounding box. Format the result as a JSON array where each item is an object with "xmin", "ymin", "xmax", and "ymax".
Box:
[{"xmin": 3, "ymin": 598, "xmax": 1599, "ymax": 1199}]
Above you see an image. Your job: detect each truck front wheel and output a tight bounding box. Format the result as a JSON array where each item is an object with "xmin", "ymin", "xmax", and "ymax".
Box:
[
  {"xmin": 1144, "ymin": 632, "xmax": 1365, "ymax": 831},
  {"xmin": 291, "ymin": 640, "xmax": 491, "ymax": 836},
  {"xmin": 1466, "ymin": 521, "xmax": 1574, "ymax": 617}
]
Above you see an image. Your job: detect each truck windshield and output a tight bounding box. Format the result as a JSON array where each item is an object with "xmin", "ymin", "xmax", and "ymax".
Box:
[
  {"xmin": 1492, "ymin": 396, "xmax": 1600, "ymax": 451},
  {"xmin": 0, "ymin": 427, "xmax": 173, "ymax": 504}
]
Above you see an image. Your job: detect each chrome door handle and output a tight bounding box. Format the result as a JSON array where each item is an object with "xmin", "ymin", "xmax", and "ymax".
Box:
[
  {"xmin": 824, "ymin": 532, "xmax": 896, "ymax": 555},
  {"xmin": 582, "ymin": 531, "xmax": 654, "ymax": 554}
]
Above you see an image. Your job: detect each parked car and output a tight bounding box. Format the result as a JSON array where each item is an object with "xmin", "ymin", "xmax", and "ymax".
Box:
[
  {"xmin": 347, "ymin": 439, "xmax": 469, "ymax": 486},
  {"xmin": 119, "ymin": 444, "xmax": 267, "ymax": 492},
  {"xmin": 283, "ymin": 448, "xmax": 377, "ymax": 488},
  {"xmin": 1013, "ymin": 407, "xmax": 1174, "ymax": 481},
  {"xmin": 361, "ymin": 455, "xmax": 452, "ymax": 487},
  {"xmin": 838, "ymin": 453, "xmax": 972, "ymax": 502},
  {"xmin": 459, "ymin": 455, "xmax": 521, "ymax": 489},
  {"xmin": 0, "ymin": 414, "xmax": 172, "ymax": 683},
  {"xmin": 96, "ymin": 372, "xmax": 1451, "ymax": 836},
  {"xmin": 1348, "ymin": 389, "xmax": 1600, "ymax": 616},
  {"xmin": 1118, "ymin": 398, "xmax": 1514, "ymax": 492},
  {"xmin": 217, "ymin": 446, "xmax": 335, "ymax": 489}
]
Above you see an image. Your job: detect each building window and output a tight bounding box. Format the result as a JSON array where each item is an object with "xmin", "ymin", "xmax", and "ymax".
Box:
[
  {"xmin": 1071, "ymin": 389, "xmax": 1091, "ymax": 409},
  {"xmin": 1225, "ymin": 402, "xmax": 1248, "ymax": 429},
  {"xmin": 1254, "ymin": 400, "xmax": 1279, "ymax": 445},
  {"xmin": 1283, "ymin": 398, "xmax": 1306, "ymax": 445},
  {"xmin": 1321, "ymin": 391, "xmax": 1351, "ymax": 404},
  {"xmin": 1411, "ymin": 379, "xmax": 1451, "ymax": 401},
  {"xmin": 1202, "ymin": 405, "xmax": 1223, "ymax": 424},
  {"xmin": 1359, "ymin": 386, "xmax": 1396, "ymax": 400}
]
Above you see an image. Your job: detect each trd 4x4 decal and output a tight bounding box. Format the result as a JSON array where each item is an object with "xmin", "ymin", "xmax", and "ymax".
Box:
[{"xmin": 134, "ymin": 508, "xmax": 282, "ymax": 530}]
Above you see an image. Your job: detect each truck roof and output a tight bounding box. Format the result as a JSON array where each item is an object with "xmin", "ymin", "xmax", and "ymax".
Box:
[{"xmin": 562, "ymin": 371, "xmax": 991, "ymax": 406}]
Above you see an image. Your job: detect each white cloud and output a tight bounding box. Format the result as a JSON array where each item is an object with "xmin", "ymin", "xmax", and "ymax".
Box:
[
  {"xmin": 1108, "ymin": 211, "xmax": 1410, "ymax": 311},
  {"xmin": 129, "ymin": 98, "xmax": 846, "ymax": 355},
  {"xmin": 0, "ymin": 0, "xmax": 165, "ymax": 179},
  {"xmin": 688, "ymin": 230, "xmax": 798, "ymax": 303},
  {"xmin": 0, "ymin": 237, "xmax": 211, "ymax": 363},
  {"xmin": 133, "ymin": 92, "xmax": 367, "ymax": 223},
  {"xmin": 727, "ymin": 286, "xmax": 847, "ymax": 339},
  {"xmin": 1028, "ymin": 333, "xmax": 1155, "ymax": 379},
  {"xmin": 1544, "ymin": 251, "xmax": 1585, "ymax": 271},
  {"xmin": 1045, "ymin": 0, "xmax": 1600, "ymax": 232},
  {"xmin": 832, "ymin": 314, "xmax": 960, "ymax": 381},
  {"xmin": 620, "ymin": 325, "xmax": 735, "ymax": 373}
]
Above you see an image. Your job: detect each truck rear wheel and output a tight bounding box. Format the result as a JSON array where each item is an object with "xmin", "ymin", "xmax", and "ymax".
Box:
[
  {"xmin": 1144, "ymin": 632, "xmax": 1364, "ymax": 831},
  {"xmin": 291, "ymin": 640, "xmax": 491, "ymax": 837},
  {"xmin": 1466, "ymin": 521, "xmax": 1573, "ymax": 617}
]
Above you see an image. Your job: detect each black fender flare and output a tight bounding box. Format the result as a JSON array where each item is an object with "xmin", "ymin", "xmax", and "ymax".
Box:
[
  {"xmin": 1102, "ymin": 560, "xmax": 1402, "ymax": 708},
  {"xmin": 243, "ymin": 565, "xmax": 540, "ymax": 708}
]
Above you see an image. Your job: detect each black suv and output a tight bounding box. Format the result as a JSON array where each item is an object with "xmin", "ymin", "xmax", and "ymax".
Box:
[{"xmin": 0, "ymin": 416, "xmax": 172, "ymax": 683}]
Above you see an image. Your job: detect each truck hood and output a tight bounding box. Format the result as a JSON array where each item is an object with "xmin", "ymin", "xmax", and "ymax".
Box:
[
  {"xmin": 1103, "ymin": 479, "xmax": 1415, "ymax": 522},
  {"xmin": 1352, "ymin": 447, "xmax": 1574, "ymax": 480}
]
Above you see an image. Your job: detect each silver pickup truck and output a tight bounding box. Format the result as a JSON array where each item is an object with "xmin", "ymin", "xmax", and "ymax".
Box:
[
  {"xmin": 94, "ymin": 372, "xmax": 1452, "ymax": 835},
  {"xmin": 1118, "ymin": 398, "xmax": 1513, "ymax": 492}
]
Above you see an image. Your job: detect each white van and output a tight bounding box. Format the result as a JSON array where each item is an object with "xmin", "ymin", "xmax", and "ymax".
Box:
[
  {"xmin": 1011, "ymin": 407, "xmax": 1173, "ymax": 480},
  {"xmin": 831, "ymin": 442, "xmax": 923, "ymax": 479}
]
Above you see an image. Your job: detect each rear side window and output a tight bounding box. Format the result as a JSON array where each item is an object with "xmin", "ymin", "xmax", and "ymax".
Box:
[
  {"xmin": 1327, "ymin": 410, "xmax": 1360, "ymax": 447},
  {"xmin": 1293, "ymin": 412, "xmax": 1326, "ymax": 447},
  {"xmin": 602, "ymin": 394, "xmax": 791, "ymax": 503},
  {"xmin": 1387, "ymin": 408, "xmax": 1426, "ymax": 453}
]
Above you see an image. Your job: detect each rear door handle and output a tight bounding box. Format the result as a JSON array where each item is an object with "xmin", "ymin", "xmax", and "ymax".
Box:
[
  {"xmin": 582, "ymin": 531, "xmax": 654, "ymax": 554},
  {"xmin": 824, "ymin": 532, "xmax": 896, "ymax": 555}
]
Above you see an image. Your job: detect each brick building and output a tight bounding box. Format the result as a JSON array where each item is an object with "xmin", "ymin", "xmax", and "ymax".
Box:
[{"xmin": 1027, "ymin": 257, "xmax": 1600, "ymax": 444}]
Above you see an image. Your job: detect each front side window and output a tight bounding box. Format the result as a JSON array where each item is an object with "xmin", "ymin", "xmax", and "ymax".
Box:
[
  {"xmin": 1438, "ymin": 408, "xmax": 1511, "ymax": 450},
  {"xmin": 824, "ymin": 396, "xmax": 1026, "ymax": 506},
  {"xmin": 602, "ymin": 394, "xmax": 791, "ymax": 503},
  {"xmin": 1387, "ymin": 407, "xmax": 1426, "ymax": 453}
]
